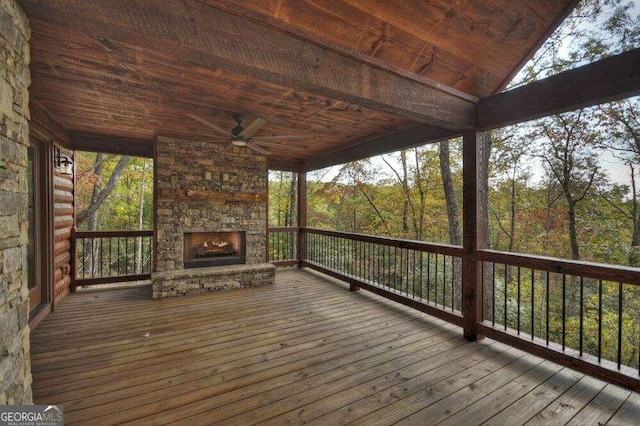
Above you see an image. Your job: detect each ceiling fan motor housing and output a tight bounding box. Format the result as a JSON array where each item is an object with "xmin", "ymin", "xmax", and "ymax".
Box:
[{"xmin": 231, "ymin": 115, "xmax": 244, "ymax": 137}]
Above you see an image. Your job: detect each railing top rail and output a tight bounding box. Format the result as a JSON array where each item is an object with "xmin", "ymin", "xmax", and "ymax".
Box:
[
  {"xmin": 74, "ymin": 230, "xmax": 154, "ymax": 238},
  {"xmin": 268, "ymin": 226, "xmax": 300, "ymax": 232},
  {"xmin": 304, "ymin": 227, "xmax": 463, "ymax": 256},
  {"xmin": 479, "ymin": 249, "xmax": 640, "ymax": 286}
]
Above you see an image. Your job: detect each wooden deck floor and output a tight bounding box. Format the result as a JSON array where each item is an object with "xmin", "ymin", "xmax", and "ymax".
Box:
[{"xmin": 31, "ymin": 269, "xmax": 640, "ymax": 425}]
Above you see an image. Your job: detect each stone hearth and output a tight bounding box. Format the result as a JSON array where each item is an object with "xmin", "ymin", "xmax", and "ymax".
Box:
[{"xmin": 152, "ymin": 136, "xmax": 274, "ymax": 299}]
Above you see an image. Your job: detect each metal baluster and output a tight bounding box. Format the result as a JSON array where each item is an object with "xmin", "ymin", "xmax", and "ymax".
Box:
[
  {"xmin": 404, "ymin": 248, "xmax": 408, "ymax": 294},
  {"xmin": 451, "ymin": 256, "xmax": 455, "ymax": 311},
  {"xmin": 427, "ymin": 252, "xmax": 431, "ymax": 301},
  {"xmin": 492, "ymin": 262, "xmax": 496, "ymax": 326},
  {"xmin": 517, "ymin": 266, "xmax": 521, "ymax": 334},
  {"xmin": 81, "ymin": 238, "xmax": 86, "ymax": 279},
  {"xmin": 531, "ymin": 269, "xmax": 535, "ymax": 339},
  {"xmin": 562, "ymin": 274, "xmax": 566, "ymax": 351},
  {"xmin": 90, "ymin": 237, "xmax": 94, "ymax": 278},
  {"xmin": 394, "ymin": 246, "xmax": 398, "ymax": 290},
  {"xmin": 442, "ymin": 254, "xmax": 446, "ymax": 308},
  {"xmin": 618, "ymin": 281, "xmax": 623, "ymax": 369},
  {"xmin": 412, "ymin": 250, "xmax": 417, "ymax": 299},
  {"xmin": 117, "ymin": 237, "xmax": 121, "ymax": 275},
  {"xmin": 546, "ymin": 272, "xmax": 550, "ymax": 345},
  {"xmin": 109, "ymin": 237, "xmax": 113, "ymax": 277},
  {"xmin": 419, "ymin": 251, "xmax": 424, "ymax": 300},
  {"xmin": 579, "ymin": 277, "xmax": 584, "ymax": 356},
  {"xmin": 125, "ymin": 236, "xmax": 129, "ymax": 276},
  {"xmin": 504, "ymin": 264, "xmax": 508, "ymax": 331},
  {"xmin": 434, "ymin": 253, "xmax": 439, "ymax": 305}
]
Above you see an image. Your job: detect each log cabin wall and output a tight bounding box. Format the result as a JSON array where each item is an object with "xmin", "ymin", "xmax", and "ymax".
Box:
[
  {"xmin": 31, "ymin": 102, "xmax": 74, "ymax": 308},
  {"xmin": 53, "ymin": 147, "xmax": 73, "ymax": 305}
]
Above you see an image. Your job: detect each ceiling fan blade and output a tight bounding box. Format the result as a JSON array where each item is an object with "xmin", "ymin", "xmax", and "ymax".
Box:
[
  {"xmin": 251, "ymin": 134, "xmax": 310, "ymax": 141},
  {"xmin": 239, "ymin": 118, "xmax": 266, "ymax": 138},
  {"xmin": 246, "ymin": 142, "xmax": 271, "ymax": 155},
  {"xmin": 251, "ymin": 140, "xmax": 306, "ymax": 150},
  {"xmin": 187, "ymin": 114, "xmax": 233, "ymax": 138}
]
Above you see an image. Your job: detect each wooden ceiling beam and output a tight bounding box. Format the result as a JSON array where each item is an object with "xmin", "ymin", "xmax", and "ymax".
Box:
[
  {"xmin": 19, "ymin": 0, "xmax": 475, "ymax": 131},
  {"xmin": 301, "ymin": 124, "xmax": 459, "ymax": 172},
  {"xmin": 267, "ymin": 159, "xmax": 304, "ymax": 173},
  {"xmin": 70, "ymin": 134, "xmax": 154, "ymax": 158},
  {"xmin": 478, "ymin": 48, "xmax": 640, "ymax": 130}
]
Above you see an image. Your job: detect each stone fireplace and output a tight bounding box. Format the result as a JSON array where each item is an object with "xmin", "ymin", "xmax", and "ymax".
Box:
[{"xmin": 151, "ymin": 136, "xmax": 275, "ymax": 299}]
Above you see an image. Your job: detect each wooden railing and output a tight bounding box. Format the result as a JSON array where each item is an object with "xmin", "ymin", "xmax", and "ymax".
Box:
[
  {"xmin": 267, "ymin": 226, "xmax": 640, "ymax": 391},
  {"xmin": 478, "ymin": 249, "xmax": 640, "ymax": 390},
  {"xmin": 269, "ymin": 227, "xmax": 464, "ymax": 327},
  {"xmin": 72, "ymin": 229, "xmax": 153, "ymax": 288}
]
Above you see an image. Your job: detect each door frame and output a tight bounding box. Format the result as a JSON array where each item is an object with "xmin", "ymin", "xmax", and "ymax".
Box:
[{"xmin": 28, "ymin": 135, "xmax": 54, "ymax": 328}]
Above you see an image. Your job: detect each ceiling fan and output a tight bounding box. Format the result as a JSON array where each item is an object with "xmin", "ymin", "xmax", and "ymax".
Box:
[{"xmin": 187, "ymin": 114, "xmax": 306, "ymax": 155}]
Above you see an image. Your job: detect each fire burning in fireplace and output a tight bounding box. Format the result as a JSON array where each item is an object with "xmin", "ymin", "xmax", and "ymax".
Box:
[
  {"xmin": 184, "ymin": 231, "xmax": 246, "ymax": 268},
  {"xmin": 195, "ymin": 239, "xmax": 234, "ymax": 258}
]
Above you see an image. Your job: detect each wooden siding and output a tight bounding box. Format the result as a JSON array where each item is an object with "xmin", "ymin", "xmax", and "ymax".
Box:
[
  {"xmin": 53, "ymin": 156, "xmax": 74, "ymax": 305},
  {"xmin": 30, "ymin": 269, "xmax": 639, "ymax": 425}
]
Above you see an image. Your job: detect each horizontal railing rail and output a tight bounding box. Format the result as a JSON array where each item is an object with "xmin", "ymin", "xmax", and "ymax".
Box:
[
  {"xmin": 302, "ymin": 227, "xmax": 464, "ymax": 327},
  {"xmin": 478, "ymin": 249, "xmax": 640, "ymax": 389},
  {"xmin": 72, "ymin": 229, "xmax": 153, "ymax": 288},
  {"xmin": 479, "ymin": 249, "xmax": 640, "ymax": 286}
]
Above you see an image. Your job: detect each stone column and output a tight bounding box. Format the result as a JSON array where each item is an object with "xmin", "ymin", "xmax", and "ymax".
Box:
[{"xmin": 0, "ymin": 0, "xmax": 33, "ymax": 404}]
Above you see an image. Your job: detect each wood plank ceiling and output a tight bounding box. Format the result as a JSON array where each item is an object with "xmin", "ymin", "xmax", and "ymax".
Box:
[{"xmin": 18, "ymin": 0, "xmax": 576, "ymax": 165}]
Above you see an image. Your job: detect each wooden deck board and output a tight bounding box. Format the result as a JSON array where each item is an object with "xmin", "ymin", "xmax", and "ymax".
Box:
[{"xmin": 30, "ymin": 268, "xmax": 640, "ymax": 425}]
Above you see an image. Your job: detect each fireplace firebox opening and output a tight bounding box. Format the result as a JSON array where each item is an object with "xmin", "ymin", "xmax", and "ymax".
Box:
[{"xmin": 184, "ymin": 231, "xmax": 246, "ymax": 268}]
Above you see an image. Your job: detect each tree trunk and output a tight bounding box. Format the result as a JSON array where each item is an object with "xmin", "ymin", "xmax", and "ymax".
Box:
[
  {"xmin": 566, "ymin": 197, "xmax": 581, "ymax": 260},
  {"xmin": 629, "ymin": 165, "xmax": 640, "ymax": 266},
  {"xmin": 439, "ymin": 140, "xmax": 463, "ymax": 310},
  {"xmin": 413, "ymin": 149, "xmax": 426, "ymax": 240},
  {"xmin": 543, "ymin": 181, "xmax": 556, "ymax": 255},
  {"xmin": 87, "ymin": 153, "xmax": 104, "ymax": 276},
  {"xmin": 135, "ymin": 161, "xmax": 147, "ymax": 274},
  {"xmin": 478, "ymin": 132, "xmax": 493, "ymax": 317},
  {"xmin": 287, "ymin": 172, "xmax": 297, "ymax": 227},
  {"xmin": 439, "ymin": 141, "xmax": 462, "ymax": 245},
  {"xmin": 508, "ymin": 174, "xmax": 517, "ymax": 252},
  {"xmin": 400, "ymin": 151, "xmax": 409, "ymax": 234}
]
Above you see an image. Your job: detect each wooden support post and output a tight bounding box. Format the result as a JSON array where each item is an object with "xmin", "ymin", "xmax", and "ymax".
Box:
[
  {"xmin": 462, "ymin": 131, "xmax": 486, "ymax": 341},
  {"xmin": 297, "ymin": 172, "xmax": 307, "ymax": 266},
  {"xmin": 70, "ymin": 226, "xmax": 77, "ymax": 293}
]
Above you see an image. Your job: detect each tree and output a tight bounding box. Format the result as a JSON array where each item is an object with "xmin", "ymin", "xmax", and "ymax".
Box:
[
  {"xmin": 536, "ymin": 110, "xmax": 604, "ymax": 260},
  {"xmin": 488, "ymin": 129, "xmax": 533, "ymax": 252},
  {"xmin": 76, "ymin": 153, "xmax": 131, "ymax": 229},
  {"xmin": 135, "ymin": 159, "xmax": 152, "ymax": 273},
  {"xmin": 439, "ymin": 140, "xmax": 462, "ymax": 246},
  {"xmin": 596, "ymin": 98, "xmax": 640, "ymax": 264}
]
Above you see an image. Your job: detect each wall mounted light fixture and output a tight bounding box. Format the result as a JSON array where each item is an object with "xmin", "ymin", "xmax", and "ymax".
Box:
[{"xmin": 54, "ymin": 146, "xmax": 73, "ymax": 175}]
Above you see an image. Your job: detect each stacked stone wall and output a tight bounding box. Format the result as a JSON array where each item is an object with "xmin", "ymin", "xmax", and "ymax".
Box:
[
  {"xmin": 0, "ymin": 0, "xmax": 32, "ymax": 404},
  {"xmin": 153, "ymin": 136, "xmax": 273, "ymax": 297},
  {"xmin": 155, "ymin": 137, "xmax": 268, "ymax": 271}
]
